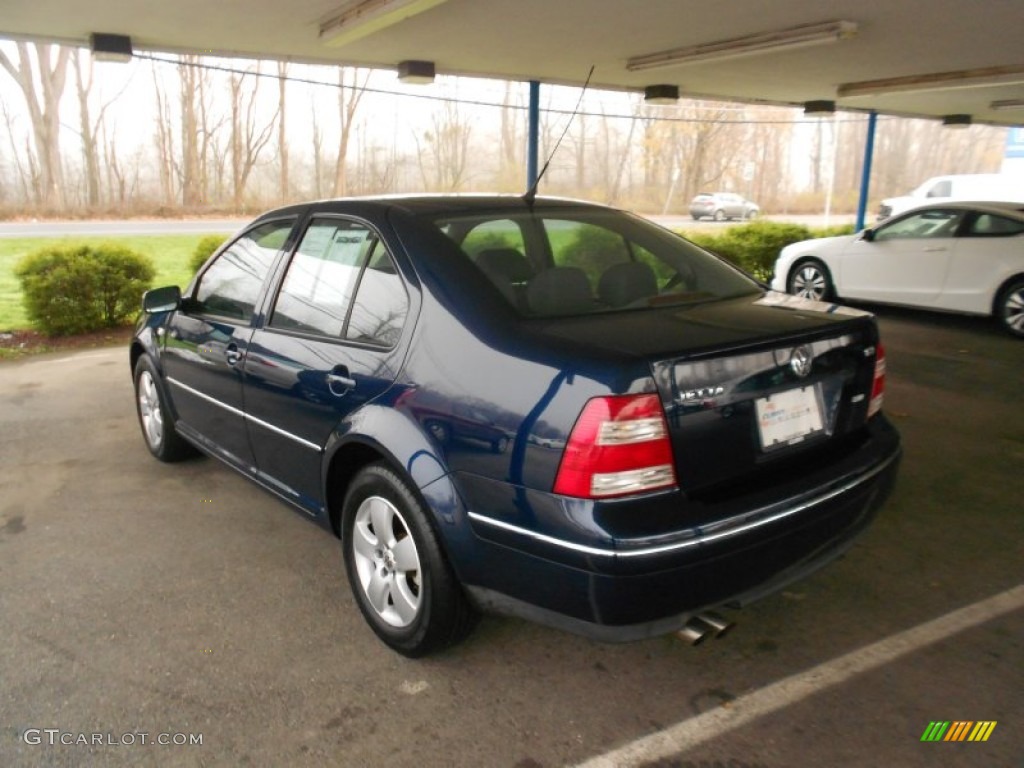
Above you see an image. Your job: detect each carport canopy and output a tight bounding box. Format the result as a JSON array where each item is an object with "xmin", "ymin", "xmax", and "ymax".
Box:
[
  {"xmin": 3, "ymin": 0, "xmax": 1022, "ymax": 126},
  {"xmin": 3, "ymin": 0, "xmax": 1023, "ymax": 224}
]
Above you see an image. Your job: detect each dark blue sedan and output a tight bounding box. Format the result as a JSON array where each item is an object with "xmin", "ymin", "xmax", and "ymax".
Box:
[{"xmin": 131, "ymin": 196, "xmax": 900, "ymax": 656}]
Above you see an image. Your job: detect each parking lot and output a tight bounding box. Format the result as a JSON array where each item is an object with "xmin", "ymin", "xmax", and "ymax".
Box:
[{"xmin": 1, "ymin": 306, "xmax": 1021, "ymax": 767}]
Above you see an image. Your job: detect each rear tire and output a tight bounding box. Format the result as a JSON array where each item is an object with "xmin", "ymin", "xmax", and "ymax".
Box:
[
  {"xmin": 996, "ymin": 278, "xmax": 1024, "ymax": 338},
  {"xmin": 341, "ymin": 463, "xmax": 477, "ymax": 656},
  {"xmin": 133, "ymin": 355, "xmax": 196, "ymax": 462},
  {"xmin": 713, "ymin": 209, "xmax": 726, "ymax": 222},
  {"xmin": 788, "ymin": 259, "xmax": 834, "ymax": 301}
]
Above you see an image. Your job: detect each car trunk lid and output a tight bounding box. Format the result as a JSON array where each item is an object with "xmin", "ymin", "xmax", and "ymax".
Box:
[{"xmin": 534, "ymin": 293, "xmax": 883, "ymax": 495}]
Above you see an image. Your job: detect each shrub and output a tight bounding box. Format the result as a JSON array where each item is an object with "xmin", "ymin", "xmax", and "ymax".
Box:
[
  {"xmin": 722, "ymin": 221, "xmax": 815, "ymax": 280},
  {"xmin": 810, "ymin": 223, "xmax": 857, "ymax": 238},
  {"xmin": 14, "ymin": 243, "xmax": 155, "ymax": 336},
  {"xmin": 682, "ymin": 221, "xmax": 817, "ymax": 281},
  {"xmin": 188, "ymin": 234, "xmax": 228, "ymax": 274}
]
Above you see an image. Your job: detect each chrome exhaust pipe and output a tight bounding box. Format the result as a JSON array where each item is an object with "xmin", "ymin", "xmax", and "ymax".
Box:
[
  {"xmin": 676, "ymin": 612, "xmax": 735, "ymax": 645},
  {"xmin": 676, "ymin": 616, "xmax": 713, "ymax": 646},
  {"xmin": 697, "ymin": 611, "xmax": 735, "ymax": 639}
]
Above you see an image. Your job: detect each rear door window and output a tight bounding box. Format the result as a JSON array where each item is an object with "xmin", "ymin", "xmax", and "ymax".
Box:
[
  {"xmin": 963, "ymin": 212, "xmax": 1024, "ymax": 237},
  {"xmin": 270, "ymin": 218, "xmax": 408, "ymax": 346}
]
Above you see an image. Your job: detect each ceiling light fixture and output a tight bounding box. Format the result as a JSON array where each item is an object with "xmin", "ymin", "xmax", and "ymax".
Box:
[
  {"xmin": 942, "ymin": 114, "xmax": 972, "ymax": 129},
  {"xmin": 990, "ymin": 99, "xmax": 1024, "ymax": 111},
  {"xmin": 90, "ymin": 33, "xmax": 133, "ymax": 63},
  {"xmin": 838, "ymin": 65, "xmax": 1024, "ymax": 98},
  {"xmin": 397, "ymin": 59, "xmax": 435, "ymax": 84},
  {"xmin": 803, "ymin": 100, "xmax": 836, "ymax": 116},
  {"xmin": 626, "ymin": 20, "xmax": 857, "ymax": 71},
  {"xmin": 320, "ymin": 0, "xmax": 449, "ymax": 47},
  {"xmin": 644, "ymin": 84, "xmax": 680, "ymax": 105}
]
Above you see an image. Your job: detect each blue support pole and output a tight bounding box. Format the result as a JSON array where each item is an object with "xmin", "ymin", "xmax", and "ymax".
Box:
[
  {"xmin": 527, "ymin": 80, "xmax": 540, "ymax": 190},
  {"xmin": 855, "ymin": 111, "xmax": 878, "ymax": 232}
]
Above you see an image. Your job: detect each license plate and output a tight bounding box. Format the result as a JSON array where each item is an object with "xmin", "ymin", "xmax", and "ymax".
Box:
[{"xmin": 755, "ymin": 386, "xmax": 824, "ymax": 450}]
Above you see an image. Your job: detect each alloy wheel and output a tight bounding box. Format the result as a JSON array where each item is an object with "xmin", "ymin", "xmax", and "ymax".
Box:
[
  {"xmin": 1002, "ymin": 284, "xmax": 1024, "ymax": 335},
  {"xmin": 792, "ymin": 264, "xmax": 828, "ymax": 300},
  {"xmin": 137, "ymin": 370, "xmax": 164, "ymax": 450},
  {"xmin": 351, "ymin": 495, "xmax": 422, "ymax": 628}
]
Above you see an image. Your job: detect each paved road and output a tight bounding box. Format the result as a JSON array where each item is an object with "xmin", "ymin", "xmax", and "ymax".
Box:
[
  {"xmin": 0, "ymin": 219, "xmax": 248, "ymax": 238},
  {"xmin": 0, "ymin": 308, "xmax": 1019, "ymax": 767},
  {"xmin": 0, "ymin": 213, "xmax": 855, "ymax": 239}
]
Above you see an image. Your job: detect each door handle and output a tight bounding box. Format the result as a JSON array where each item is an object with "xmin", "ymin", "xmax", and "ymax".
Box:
[
  {"xmin": 225, "ymin": 343, "xmax": 242, "ymax": 366},
  {"xmin": 923, "ymin": 246, "xmax": 947, "ymax": 252},
  {"xmin": 327, "ymin": 366, "xmax": 356, "ymax": 395}
]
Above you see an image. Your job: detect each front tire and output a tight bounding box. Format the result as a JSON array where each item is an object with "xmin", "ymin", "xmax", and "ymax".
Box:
[
  {"xmin": 996, "ymin": 278, "xmax": 1024, "ymax": 338},
  {"xmin": 341, "ymin": 463, "xmax": 477, "ymax": 656},
  {"xmin": 788, "ymin": 259, "xmax": 834, "ymax": 301},
  {"xmin": 133, "ymin": 355, "xmax": 195, "ymax": 462}
]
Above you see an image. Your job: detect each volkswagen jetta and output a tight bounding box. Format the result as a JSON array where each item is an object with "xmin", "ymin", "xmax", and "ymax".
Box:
[{"xmin": 131, "ymin": 196, "xmax": 900, "ymax": 656}]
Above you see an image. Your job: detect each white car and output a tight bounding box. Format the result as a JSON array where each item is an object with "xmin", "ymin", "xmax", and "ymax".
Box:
[{"xmin": 770, "ymin": 201, "xmax": 1024, "ymax": 338}]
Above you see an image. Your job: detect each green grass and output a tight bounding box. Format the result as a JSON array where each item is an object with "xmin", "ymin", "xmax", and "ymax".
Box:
[{"xmin": 0, "ymin": 234, "xmax": 227, "ymax": 332}]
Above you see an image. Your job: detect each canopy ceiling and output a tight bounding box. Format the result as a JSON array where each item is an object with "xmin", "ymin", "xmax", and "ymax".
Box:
[{"xmin": 3, "ymin": 0, "xmax": 1023, "ymax": 126}]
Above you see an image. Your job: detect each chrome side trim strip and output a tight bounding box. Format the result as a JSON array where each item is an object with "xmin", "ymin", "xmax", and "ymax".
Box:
[
  {"xmin": 168, "ymin": 377, "xmax": 245, "ymax": 416},
  {"xmin": 467, "ymin": 514, "xmax": 615, "ymax": 557},
  {"xmin": 245, "ymin": 411, "xmax": 322, "ymax": 453},
  {"xmin": 167, "ymin": 377, "xmax": 322, "ymax": 453},
  {"xmin": 468, "ymin": 451, "xmax": 898, "ymax": 560}
]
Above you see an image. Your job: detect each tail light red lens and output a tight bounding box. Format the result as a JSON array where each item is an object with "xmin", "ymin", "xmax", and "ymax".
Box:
[
  {"xmin": 868, "ymin": 343, "xmax": 886, "ymax": 418},
  {"xmin": 553, "ymin": 394, "xmax": 678, "ymax": 499}
]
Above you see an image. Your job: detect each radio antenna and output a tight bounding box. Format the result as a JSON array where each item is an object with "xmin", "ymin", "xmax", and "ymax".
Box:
[{"xmin": 524, "ymin": 65, "xmax": 595, "ymax": 205}]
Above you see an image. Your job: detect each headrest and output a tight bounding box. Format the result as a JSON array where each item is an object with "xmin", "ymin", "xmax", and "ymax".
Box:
[{"xmin": 598, "ymin": 261, "xmax": 658, "ymax": 307}]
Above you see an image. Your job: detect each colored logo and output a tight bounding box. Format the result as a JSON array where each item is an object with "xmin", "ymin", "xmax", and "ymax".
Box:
[{"xmin": 921, "ymin": 721, "xmax": 997, "ymax": 742}]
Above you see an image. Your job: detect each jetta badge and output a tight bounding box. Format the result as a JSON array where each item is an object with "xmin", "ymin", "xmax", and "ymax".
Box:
[{"xmin": 789, "ymin": 345, "xmax": 813, "ymax": 378}]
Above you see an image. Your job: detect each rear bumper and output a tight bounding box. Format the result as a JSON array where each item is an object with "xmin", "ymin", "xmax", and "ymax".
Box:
[{"xmin": 460, "ymin": 418, "xmax": 901, "ymax": 641}]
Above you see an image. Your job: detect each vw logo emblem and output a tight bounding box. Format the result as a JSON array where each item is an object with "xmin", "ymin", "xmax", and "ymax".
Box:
[{"xmin": 789, "ymin": 346, "xmax": 813, "ymax": 378}]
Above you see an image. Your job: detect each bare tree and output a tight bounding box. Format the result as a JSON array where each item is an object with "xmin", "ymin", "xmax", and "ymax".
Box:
[
  {"xmin": 72, "ymin": 53, "xmax": 103, "ymax": 207},
  {"xmin": 228, "ymin": 65, "xmax": 279, "ymax": 210},
  {"xmin": 277, "ymin": 61, "xmax": 289, "ymax": 202},
  {"xmin": 311, "ymin": 98, "xmax": 325, "ymax": 198},
  {"xmin": 747, "ymin": 108, "xmax": 794, "ymax": 210},
  {"xmin": 607, "ymin": 105, "xmax": 640, "ymax": 205},
  {"xmin": 71, "ymin": 50, "xmax": 134, "ymax": 208},
  {"xmin": 1, "ymin": 100, "xmax": 34, "ymax": 203},
  {"xmin": 334, "ymin": 67, "xmax": 371, "ymax": 196},
  {"xmin": 151, "ymin": 63, "xmax": 178, "ymax": 206},
  {"xmin": 178, "ymin": 56, "xmax": 204, "ymax": 206},
  {"xmin": 498, "ymin": 81, "xmax": 524, "ymax": 190},
  {"xmin": 0, "ymin": 42, "xmax": 72, "ymax": 209},
  {"xmin": 414, "ymin": 101, "xmax": 473, "ymax": 192}
]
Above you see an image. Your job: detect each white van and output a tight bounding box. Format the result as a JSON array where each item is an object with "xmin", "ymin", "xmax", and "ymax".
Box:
[{"xmin": 878, "ymin": 173, "xmax": 1024, "ymax": 219}]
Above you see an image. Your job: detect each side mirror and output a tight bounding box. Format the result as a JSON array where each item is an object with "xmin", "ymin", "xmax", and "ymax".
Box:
[
  {"xmin": 142, "ymin": 285, "xmax": 181, "ymax": 313},
  {"xmin": 859, "ymin": 229, "xmax": 875, "ymax": 243}
]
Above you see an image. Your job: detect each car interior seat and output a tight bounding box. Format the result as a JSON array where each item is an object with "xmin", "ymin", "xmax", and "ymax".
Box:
[
  {"xmin": 597, "ymin": 261, "xmax": 658, "ymax": 307},
  {"xmin": 526, "ymin": 266, "xmax": 593, "ymax": 316}
]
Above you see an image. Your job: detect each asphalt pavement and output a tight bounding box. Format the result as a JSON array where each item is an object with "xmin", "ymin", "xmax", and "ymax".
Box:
[
  {"xmin": 0, "ymin": 213, "xmax": 856, "ymax": 239},
  {"xmin": 0, "ymin": 306, "xmax": 1020, "ymax": 767}
]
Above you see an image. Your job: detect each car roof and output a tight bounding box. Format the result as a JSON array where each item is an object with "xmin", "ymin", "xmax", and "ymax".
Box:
[
  {"xmin": 894, "ymin": 200, "xmax": 1024, "ymax": 220},
  {"xmin": 252, "ymin": 194, "xmax": 617, "ymax": 222}
]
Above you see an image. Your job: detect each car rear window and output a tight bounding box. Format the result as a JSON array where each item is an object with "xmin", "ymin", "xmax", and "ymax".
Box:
[{"xmin": 428, "ymin": 207, "xmax": 759, "ymax": 317}]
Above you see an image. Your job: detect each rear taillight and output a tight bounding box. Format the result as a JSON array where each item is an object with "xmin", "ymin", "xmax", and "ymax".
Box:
[
  {"xmin": 868, "ymin": 343, "xmax": 886, "ymax": 418},
  {"xmin": 553, "ymin": 394, "xmax": 678, "ymax": 499}
]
